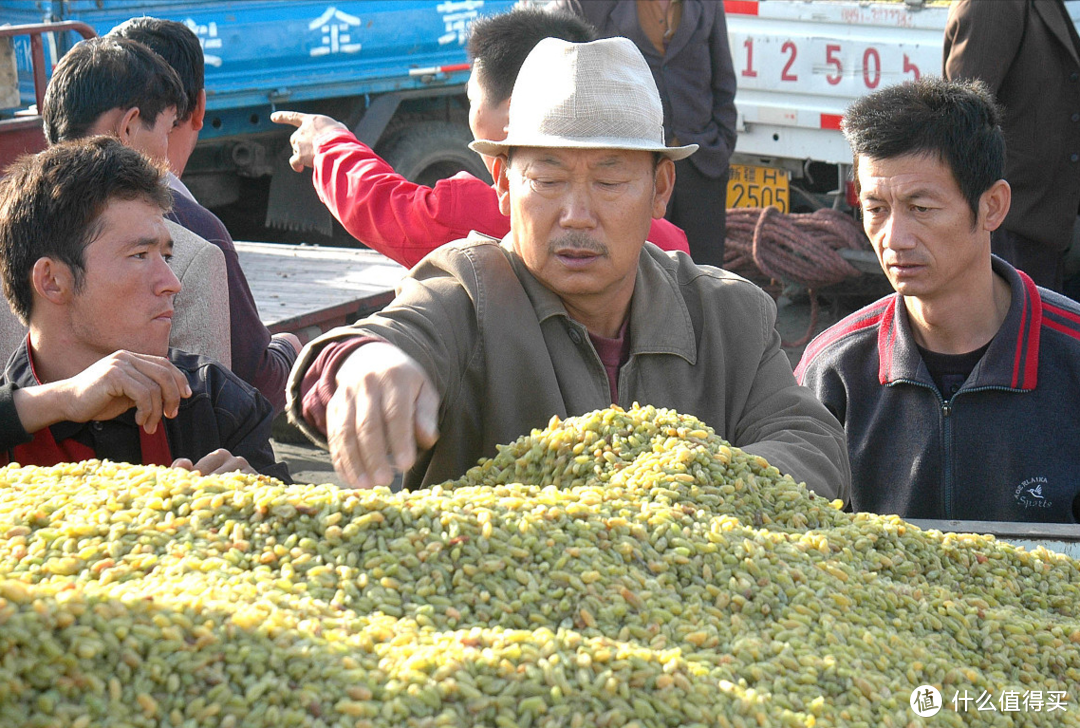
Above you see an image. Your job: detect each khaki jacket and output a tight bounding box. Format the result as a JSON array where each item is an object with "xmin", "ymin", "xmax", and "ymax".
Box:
[
  {"xmin": 167, "ymin": 220, "xmax": 231, "ymax": 368},
  {"xmin": 288, "ymin": 235, "xmax": 850, "ymax": 499}
]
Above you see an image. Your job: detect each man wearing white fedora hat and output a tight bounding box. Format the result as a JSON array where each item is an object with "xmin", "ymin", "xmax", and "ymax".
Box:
[{"xmin": 285, "ymin": 37, "xmax": 851, "ymax": 500}]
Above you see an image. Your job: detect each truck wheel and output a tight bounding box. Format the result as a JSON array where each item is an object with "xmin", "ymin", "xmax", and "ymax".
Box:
[{"xmin": 379, "ymin": 121, "xmax": 492, "ymax": 187}]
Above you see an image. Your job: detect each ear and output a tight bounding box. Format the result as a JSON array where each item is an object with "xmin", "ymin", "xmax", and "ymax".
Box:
[
  {"xmin": 190, "ymin": 90, "xmax": 206, "ymax": 132},
  {"xmin": 31, "ymin": 258, "xmax": 75, "ymax": 307},
  {"xmin": 652, "ymin": 157, "xmax": 676, "ymax": 219},
  {"xmin": 497, "ymin": 97, "xmax": 511, "ymax": 137},
  {"xmin": 493, "ymin": 155, "xmax": 512, "ymax": 217},
  {"xmin": 981, "ymin": 179, "xmax": 1011, "ymax": 232},
  {"xmin": 116, "ymin": 106, "xmax": 144, "ymax": 146}
]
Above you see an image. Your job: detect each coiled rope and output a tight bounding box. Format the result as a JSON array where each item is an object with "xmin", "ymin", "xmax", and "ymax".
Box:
[{"xmin": 724, "ymin": 206, "xmax": 869, "ymax": 348}]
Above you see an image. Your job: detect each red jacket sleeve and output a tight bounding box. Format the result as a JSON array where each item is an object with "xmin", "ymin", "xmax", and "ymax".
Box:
[{"xmin": 311, "ymin": 129, "xmax": 509, "ymax": 267}]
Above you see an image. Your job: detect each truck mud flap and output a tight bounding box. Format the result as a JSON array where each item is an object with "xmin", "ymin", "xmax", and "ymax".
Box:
[{"xmin": 265, "ymin": 145, "xmax": 334, "ymax": 236}]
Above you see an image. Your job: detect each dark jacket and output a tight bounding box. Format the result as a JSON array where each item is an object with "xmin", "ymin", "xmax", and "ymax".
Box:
[
  {"xmin": 554, "ymin": 0, "xmax": 737, "ymax": 179},
  {"xmin": 0, "ymin": 341, "xmax": 291, "ymax": 482},
  {"xmin": 796, "ymin": 257, "xmax": 1080, "ymax": 523},
  {"xmin": 945, "ymin": 0, "xmax": 1080, "ymax": 251},
  {"xmin": 167, "ymin": 194, "xmax": 297, "ymax": 413}
]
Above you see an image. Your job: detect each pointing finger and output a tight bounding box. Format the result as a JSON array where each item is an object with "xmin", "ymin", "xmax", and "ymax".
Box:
[{"xmin": 270, "ymin": 110, "xmax": 305, "ymax": 127}]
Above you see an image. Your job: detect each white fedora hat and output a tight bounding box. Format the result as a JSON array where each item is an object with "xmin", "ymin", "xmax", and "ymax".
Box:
[{"xmin": 469, "ymin": 36, "xmax": 697, "ymax": 160}]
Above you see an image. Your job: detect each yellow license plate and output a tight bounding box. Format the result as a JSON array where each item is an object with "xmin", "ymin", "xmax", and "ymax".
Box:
[{"xmin": 728, "ymin": 163, "xmax": 789, "ymax": 213}]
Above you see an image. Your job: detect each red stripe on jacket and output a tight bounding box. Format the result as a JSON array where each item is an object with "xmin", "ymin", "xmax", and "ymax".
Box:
[
  {"xmin": 1011, "ymin": 270, "xmax": 1041, "ymax": 389},
  {"xmin": 794, "ymin": 298, "xmax": 890, "ymax": 382},
  {"xmin": 1043, "ymin": 302, "xmax": 1080, "ymax": 343},
  {"xmin": 876, "ymin": 298, "xmax": 898, "ymax": 385}
]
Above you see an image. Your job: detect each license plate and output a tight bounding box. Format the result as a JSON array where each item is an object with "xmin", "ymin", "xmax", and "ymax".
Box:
[{"xmin": 727, "ymin": 163, "xmax": 789, "ymax": 213}]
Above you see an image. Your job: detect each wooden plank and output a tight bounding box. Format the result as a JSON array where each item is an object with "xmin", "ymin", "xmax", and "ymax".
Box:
[{"xmin": 234, "ymin": 241, "xmax": 406, "ymax": 338}]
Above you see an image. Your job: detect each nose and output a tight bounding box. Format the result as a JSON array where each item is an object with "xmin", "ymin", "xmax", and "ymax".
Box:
[
  {"xmin": 155, "ymin": 255, "xmax": 182, "ymax": 297},
  {"xmin": 559, "ymin": 183, "xmax": 598, "ymax": 230},
  {"xmin": 875, "ymin": 211, "xmax": 916, "ymax": 252}
]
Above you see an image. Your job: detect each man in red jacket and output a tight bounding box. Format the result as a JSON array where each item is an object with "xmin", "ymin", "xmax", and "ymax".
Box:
[{"xmin": 271, "ymin": 7, "xmax": 690, "ymax": 268}]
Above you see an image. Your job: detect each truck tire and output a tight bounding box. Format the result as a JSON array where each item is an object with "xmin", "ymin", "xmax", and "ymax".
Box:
[{"xmin": 379, "ymin": 121, "xmax": 491, "ymax": 187}]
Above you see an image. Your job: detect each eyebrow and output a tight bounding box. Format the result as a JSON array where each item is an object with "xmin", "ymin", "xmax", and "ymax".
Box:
[
  {"xmin": 862, "ymin": 187, "xmax": 941, "ymax": 203},
  {"xmin": 528, "ymin": 154, "xmax": 630, "ymax": 171},
  {"xmin": 530, "ymin": 154, "xmax": 569, "ymax": 169},
  {"xmin": 592, "ymin": 156, "xmax": 628, "ymax": 169},
  {"xmin": 125, "ymin": 235, "xmax": 173, "ymax": 253}
]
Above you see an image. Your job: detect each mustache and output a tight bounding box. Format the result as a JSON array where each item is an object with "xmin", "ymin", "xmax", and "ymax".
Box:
[{"xmin": 549, "ymin": 232, "xmax": 608, "ymax": 256}]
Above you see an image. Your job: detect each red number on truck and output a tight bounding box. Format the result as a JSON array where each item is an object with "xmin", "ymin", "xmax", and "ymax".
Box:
[
  {"xmin": 781, "ymin": 41, "xmax": 798, "ymax": 82},
  {"xmin": 825, "ymin": 44, "xmax": 842, "ymax": 85},
  {"xmin": 863, "ymin": 47, "xmax": 881, "ymax": 89},
  {"xmin": 742, "ymin": 37, "xmax": 758, "ymax": 78},
  {"xmin": 903, "ymin": 53, "xmax": 920, "ymax": 80}
]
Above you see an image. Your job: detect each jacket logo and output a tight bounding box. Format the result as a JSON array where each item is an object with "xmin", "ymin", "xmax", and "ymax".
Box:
[{"xmin": 1014, "ymin": 477, "xmax": 1052, "ymax": 510}]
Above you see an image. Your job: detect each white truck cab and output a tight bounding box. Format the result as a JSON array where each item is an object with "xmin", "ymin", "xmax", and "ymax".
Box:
[{"xmin": 724, "ymin": 0, "xmax": 1080, "ymax": 214}]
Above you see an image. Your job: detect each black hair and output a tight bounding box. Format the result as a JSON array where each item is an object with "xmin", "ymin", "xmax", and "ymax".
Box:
[
  {"xmin": 42, "ymin": 36, "xmax": 187, "ymax": 144},
  {"xmin": 0, "ymin": 136, "xmax": 172, "ymax": 322},
  {"xmin": 842, "ymin": 76, "xmax": 1005, "ymax": 222},
  {"xmin": 110, "ymin": 17, "xmax": 204, "ymax": 123},
  {"xmin": 467, "ymin": 8, "xmax": 595, "ymax": 104}
]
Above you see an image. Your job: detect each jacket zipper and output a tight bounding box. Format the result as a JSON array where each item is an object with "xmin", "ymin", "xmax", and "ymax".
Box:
[
  {"xmin": 891, "ymin": 379, "xmax": 952, "ymax": 516},
  {"xmin": 941, "ymin": 398, "xmax": 953, "ymax": 519},
  {"xmin": 893, "ymin": 381, "xmax": 1022, "ymax": 519},
  {"xmin": 942, "ymin": 385, "xmax": 1027, "ymax": 518}
]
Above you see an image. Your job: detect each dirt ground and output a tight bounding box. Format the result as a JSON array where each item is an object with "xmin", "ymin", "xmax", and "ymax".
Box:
[{"xmin": 271, "ymin": 287, "xmax": 866, "ymax": 488}]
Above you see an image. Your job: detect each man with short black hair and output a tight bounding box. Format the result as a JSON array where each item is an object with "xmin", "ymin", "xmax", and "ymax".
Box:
[
  {"xmin": 286, "ymin": 37, "xmax": 849, "ymax": 499},
  {"xmin": 0, "ymin": 137, "xmax": 288, "ymax": 480},
  {"xmin": 108, "ymin": 17, "xmax": 204, "ymax": 181},
  {"xmin": 109, "ymin": 17, "xmax": 301, "ymax": 414},
  {"xmin": 39, "ymin": 36, "xmax": 231, "ymax": 368},
  {"xmin": 796, "ymin": 78, "xmax": 1080, "ymax": 523},
  {"xmin": 42, "ymin": 36, "xmax": 185, "ymax": 150},
  {"xmin": 271, "ymin": 6, "xmax": 689, "ymax": 266}
]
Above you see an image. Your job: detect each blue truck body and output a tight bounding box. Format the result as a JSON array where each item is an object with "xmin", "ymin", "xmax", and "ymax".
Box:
[{"xmin": 0, "ymin": 0, "xmax": 514, "ymax": 235}]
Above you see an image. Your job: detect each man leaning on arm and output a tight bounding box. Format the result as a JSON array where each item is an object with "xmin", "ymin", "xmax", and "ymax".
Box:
[
  {"xmin": 0, "ymin": 137, "xmax": 289, "ymax": 481},
  {"xmin": 39, "ymin": 35, "xmax": 232, "ymax": 369},
  {"xmin": 286, "ymin": 37, "xmax": 850, "ymax": 499}
]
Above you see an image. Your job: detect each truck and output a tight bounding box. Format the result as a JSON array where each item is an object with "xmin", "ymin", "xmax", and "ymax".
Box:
[{"xmin": 0, "ymin": 0, "xmax": 515, "ymax": 240}]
